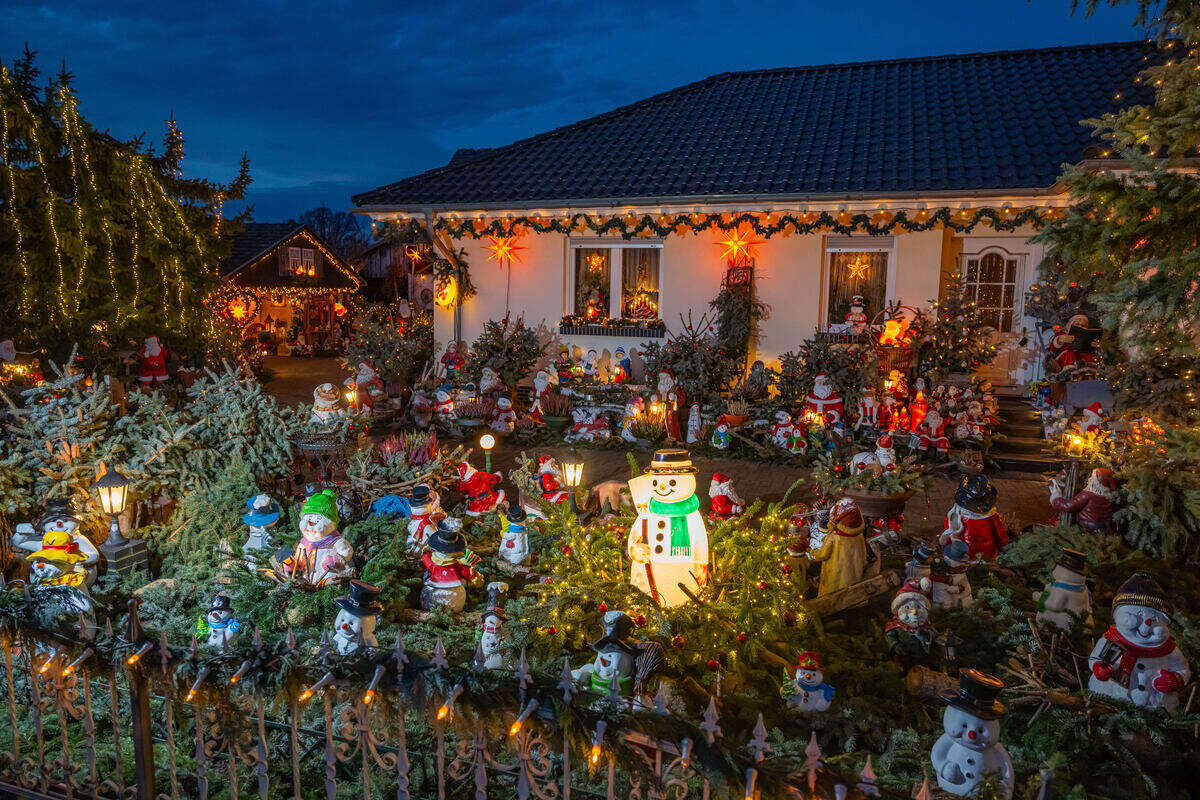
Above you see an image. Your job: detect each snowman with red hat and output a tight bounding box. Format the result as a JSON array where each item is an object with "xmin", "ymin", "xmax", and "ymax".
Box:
[
  {"xmin": 1079, "ymin": 401, "xmax": 1106, "ymax": 434},
  {"xmin": 707, "ymin": 473, "xmax": 744, "ymax": 520},
  {"xmin": 782, "ymin": 651, "xmax": 835, "ymax": 712},
  {"xmin": 804, "ymin": 372, "xmax": 844, "ymax": 423},
  {"xmin": 456, "ymin": 460, "xmax": 504, "ymax": 516}
]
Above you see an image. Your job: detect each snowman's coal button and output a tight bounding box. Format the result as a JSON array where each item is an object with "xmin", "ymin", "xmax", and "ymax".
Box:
[
  {"xmin": 967, "ymin": 758, "xmax": 975, "ymax": 765},
  {"xmin": 654, "ymin": 545, "xmax": 663, "ymax": 554},
  {"xmin": 657, "ymin": 520, "xmax": 666, "ymax": 528}
]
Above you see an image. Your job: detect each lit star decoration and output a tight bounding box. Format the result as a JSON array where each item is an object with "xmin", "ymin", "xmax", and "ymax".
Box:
[
  {"xmin": 484, "ymin": 236, "xmax": 526, "ymax": 269},
  {"xmin": 404, "ymin": 244, "xmax": 423, "ymax": 265},
  {"xmin": 585, "ymin": 252, "xmax": 606, "ymax": 273},
  {"xmin": 846, "ymin": 255, "xmax": 871, "ymax": 280},
  {"xmin": 715, "ymin": 228, "xmax": 763, "ymax": 265}
]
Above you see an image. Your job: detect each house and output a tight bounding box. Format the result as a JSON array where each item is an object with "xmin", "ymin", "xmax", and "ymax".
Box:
[
  {"xmin": 354, "ymin": 238, "xmax": 435, "ymax": 310},
  {"xmin": 218, "ymin": 222, "xmax": 363, "ymax": 353},
  {"xmin": 352, "ymin": 42, "xmax": 1153, "ymax": 385}
]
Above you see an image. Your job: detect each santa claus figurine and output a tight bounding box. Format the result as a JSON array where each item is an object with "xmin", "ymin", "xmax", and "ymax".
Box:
[
  {"xmin": 940, "ymin": 475, "xmax": 1009, "ymax": 562},
  {"xmin": 651, "ymin": 369, "xmax": 687, "ymax": 442},
  {"xmin": 804, "ymin": 373, "xmax": 844, "ymax": 423},
  {"xmin": 138, "ymin": 335, "xmax": 169, "ymax": 385},
  {"xmin": 708, "ymin": 473, "xmax": 744, "ymax": 520},
  {"xmin": 479, "ymin": 366, "xmax": 506, "ymax": 402},
  {"xmin": 529, "ymin": 369, "xmax": 555, "ymax": 422},
  {"xmin": 1088, "ymin": 571, "xmax": 1190, "ymax": 711},
  {"xmin": 854, "ymin": 385, "xmax": 879, "ymax": 432},
  {"xmin": 440, "ymin": 341, "xmax": 464, "ymax": 379},
  {"xmin": 916, "ymin": 409, "xmax": 950, "ymax": 460},
  {"xmin": 1050, "ymin": 466, "xmax": 1121, "ymax": 534},
  {"xmin": 1079, "ymin": 401, "xmax": 1106, "ymax": 434},
  {"xmin": 456, "ymin": 461, "xmax": 504, "ymax": 516},
  {"xmin": 844, "ymin": 295, "xmax": 869, "ymax": 335},
  {"xmin": 537, "ymin": 456, "xmax": 569, "ymax": 505},
  {"xmin": 353, "ymin": 362, "xmax": 385, "ymax": 411}
]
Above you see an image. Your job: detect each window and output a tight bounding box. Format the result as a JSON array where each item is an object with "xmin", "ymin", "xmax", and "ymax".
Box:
[
  {"xmin": 963, "ymin": 251, "xmax": 1018, "ymax": 332},
  {"xmin": 825, "ymin": 249, "xmax": 889, "ymax": 327},
  {"xmin": 567, "ymin": 242, "xmax": 661, "ymax": 322},
  {"xmin": 283, "ymin": 246, "xmax": 316, "ymax": 277}
]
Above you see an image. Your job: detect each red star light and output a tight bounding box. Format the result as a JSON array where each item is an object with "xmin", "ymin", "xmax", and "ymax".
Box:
[
  {"xmin": 715, "ymin": 228, "xmax": 763, "ymax": 264},
  {"xmin": 484, "ymin": 236, "xmax": 526, "ymax": 269}
]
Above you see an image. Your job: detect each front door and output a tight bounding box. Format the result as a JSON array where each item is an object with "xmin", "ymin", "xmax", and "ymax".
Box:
[{"xmin": 960, "ymin": 249, "xmax": 1024, "ymax": 385}]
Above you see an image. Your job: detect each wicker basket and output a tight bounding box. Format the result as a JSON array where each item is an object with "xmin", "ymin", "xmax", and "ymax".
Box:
[
  {"xmin": 843, "ymin": 488, "xmax": 915, "ymax": 519},
  {"xmin": 875, "ymin": 345, "xmax": 914, "ymax": 376}
]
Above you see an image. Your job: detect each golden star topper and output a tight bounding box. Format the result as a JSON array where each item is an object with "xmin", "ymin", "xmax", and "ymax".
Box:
[{"xmin": 483, "ymin": 235, "xmax": 526, "ymax": 269}]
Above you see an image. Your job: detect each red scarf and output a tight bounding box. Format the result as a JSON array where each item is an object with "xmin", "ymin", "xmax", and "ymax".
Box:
[{"xmin": 1102, "ymin": 626, "xmax": 1176, "ymax": 675}]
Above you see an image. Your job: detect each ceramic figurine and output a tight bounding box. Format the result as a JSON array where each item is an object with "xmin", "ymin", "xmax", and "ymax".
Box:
[
  {"xmin": 916, "ymin": 409, "xmax": 950, "ymax": 460},
  {"xmin": 874, "ymin": 433, "xmax": 896, "ymax": 469},
  {"xmin": 488, "ymin": 396, "xmax": 517, "ymax": 433},
  {"xmin": 782, "ymin": 651, "xmax": 835, "ymax": 712},
  {"xmin": 1088, "ymin": 571, "xmax": 1190, "ymax": 710},
  {"xmin": 582, "ymin": 349, "xmax": 599, "ymax": 380},
  {"xmin": 477, "ymin": 582, "xmax": 509, "ymax": 669},
  {"xmin": 613, "ymin": 347, "xmax": 633, "ymax": 383},
  {"xmin": 626, "ymin": 449, "xmax": 709, "ymax": 608},
  {"xmin": 332, "ymin": 580, "xmax": 383, "ymax": 655},
  {"xmin": 1064, "ymin": 310, "xmax": 1101, "ymax": 366},
  {"xmin": 571, "ymin": 611, "xmax": 643, "ymax": 695},
  {"xmin": 909, "ymin": 389, "xmax": 929, "ymax": 431},
  {"xmin": 651, "ymin": 369, "xmax": 686, "ymax": 442},
  {"xmin": 498, "ymin": 505, "xmax": 530, "ymax": 566},
  {"xmin": 804, "ymin": 372, "xmax": 844, "ymax": 423},
  {"xmin": 565, "ymin": 408, "xmax": 611, "ymax": 442},
  {"xmin": 457, "ymin": 382, "xmax": 479, "ymax": 404},
  {"xmin": 554, "ymin": 346, "xmax": 573, "ymax": 382},
  {"xmin": 685, "ymin": 402, "xmax": 702, "ymax": 444},
  {"xmin": 940, "ymin": 475, "xmax": 1008, "ymax": 562},
  {"xmin": 844, "ymin": 295, "xmax": 868, "ymax": 335},
  {"xmin": 196, "ymin": 594, "xmax": 241, "ymax": 648},
  {"xmin": 931, "ymin": 540, "xmax": 973, "ymax": 609},
  {"xmin": 310, "ymin": 383, "xmax": 341, "ymax": 425},
  {"xmin": 530, "ymin": 369, "xmax": 555, "ymax": 421},
  {"xmin": 537, "ymin": 456, "xmax": 569, "ymax": 505},
  {"xmin": 243, "ymin": 493, "xmax": 281, "ymax": 566},
  {"xmin": 620, "ymin": 396, "xmax": 644, "ymax": 442},
  {"xmin": 406, "ymin": 485, "xmax": 441, "ymax": 553},
  {"xmin": 24, "ymin": 528, "xmax": 95, "ymax": 591},
  {"xmin": 807, "ymin": 498, "xmax": 868, "ymax": 596},
  {"xmin": 885, "ymin": 578, "xmax": 935, "ymax": 669},
  {"xmin": 886, "ymin": 369, "xmax": 909, "ymax": 401},
  {"xmin": 930, "ymin": 670, "xmax": 1014, "ymax": 799},
  {"xmin": 905, "ymin": 543, "xmax": 936, "ymax": 582},
  {"xmin": 410, "ymin": 389, "xmax": 434, "ymax": 429},
  {"xmin": 710, "ymin": 415, "xmax": 731, "ymax": 450},
  {"xmin": 456, "ymin": 461, "xmax": 504, "ymax": 516},
  {"xmin": 1050, "ymin": 467, "xmax": 1120, "ymax": 534},
  {"xmin": 854, "ymin": 385, "xmax": 878, "ymax": 432},
  {"xmin": 479, "ymin": 366, "xmax": 506, "ymax": 401},
  {"xmin": 12, "ymin": 498, "xmax": 100, "ymax": 588},
  {"xmin": 353, "ymin": 362, "xmax": 385, "ymax": 411},
  {"xmin": 769, "ymin": 410, "xmax": 806, "ymax": 454},
  {"xmin": 1037, "ymin": 548, "xmax": 1093, "ymax": 631},
  {"xmin": 137, "ymin": 335, "xmax": 169, "ymax": 385},
  {"xmin": 276, "ymin": 489, "xmax": 354, "ymax": 586},
  {"xmin": 1079, "ymin": 401, "xmax": 1105, "ymax": 434},
  {"xmin": 420, "ymin": 518, "xmax": 480, "ymax": 612},
  {"xmin": 707, "ymin": 472, "xmax": 744, "ymax": 519},
  {"xmin": 440, "ymin": 341, "xmax": 464, "ymax": 379}
]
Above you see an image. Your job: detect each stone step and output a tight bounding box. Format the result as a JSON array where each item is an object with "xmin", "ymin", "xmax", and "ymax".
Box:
[
  {"xmin": 997, "ymin": 420, "xmax": 1044, "ymax": 436},
  {"xmin": 994, "ymin": 452, "xmax": 1064, "ymax": 474},
  {"xmin": 995, "ymin": 436, "xmax": 1051, "ymax": 455}
]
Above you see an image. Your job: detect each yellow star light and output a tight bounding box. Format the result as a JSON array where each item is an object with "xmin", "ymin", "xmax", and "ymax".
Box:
[
  {"xmin": 484, "ymin": 236, "xmax": 526, "ymax": 269},
  {"xmin": 715, "ymin": 229, "xmax": 763, "ymax": 263},
  {"xmin": 846, "ymin": 255, "xmax": 871, "ymax": 280}
]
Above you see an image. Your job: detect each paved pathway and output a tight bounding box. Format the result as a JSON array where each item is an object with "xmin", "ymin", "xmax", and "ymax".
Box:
[{"xmin": 262, "ymin": 356, "xmax": 347, "ymax": 406}]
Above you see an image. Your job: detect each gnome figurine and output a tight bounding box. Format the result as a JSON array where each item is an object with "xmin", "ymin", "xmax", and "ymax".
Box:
[
  {"xmin": 332, "ymin": 580, "xmax": 383, "ymax": 656},
  {"xmin": 1088, "ymin": 571, "xmax": 1190, "ymax": 710},
  {"xmin": 405, "ymin": 485, "xmax": 441, "ymax": 554},
  {"xmin": 276, "ymin": 489, "xmax": 354, "ymax": 586},
  {"xmin": 243, "ymin": 493, "xmax": 281, "ymax": 566},
  {"xmin": 782, "ymin": 651, "xmax": 835, "ymax": 712},
  {"xmin": 930, "ymin": 670, "xmax": 1014, "ymax": 799},
  {"xmin": 886, "ymin": 578, "xmax": 935, "ymax": 669},
  {"xmin": 456, "ymin": 461, "xmax": 504, "ymax": 516},
  {"xmin": 420, "ymin": 518, "xmax": 480, "ymax": 612},
  {"xmin": 1037, "ymin": 548, "xmax": 1093, "ymax": 631},
  {"xmin": 196, "ymin": 594, "xmax": 241, "ymax": 648},
  {"xmin": 476, "ymin": 582, "xmax": 510, "ymax": 669},
  {"xmin": 940, "ymin": 475, "xmax": 1008, "ymax": 562},
  {"xmin": 498, "ymin": 505, "xmax": 530, "ymax": 567},
  {"xmin": 707, "ymin": 473, "xmax": 744, "ymax": 520}
]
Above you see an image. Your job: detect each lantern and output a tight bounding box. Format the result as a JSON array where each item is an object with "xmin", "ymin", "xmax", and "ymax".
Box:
[{"xmin": 561, "ymin": 449, "xmax": 585, "ymax": 514}]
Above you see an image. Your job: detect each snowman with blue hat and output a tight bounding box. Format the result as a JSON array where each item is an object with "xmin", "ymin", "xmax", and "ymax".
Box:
[{"xmin": 243, "ymin": 493, "xmax": 281, "ymax": 566}]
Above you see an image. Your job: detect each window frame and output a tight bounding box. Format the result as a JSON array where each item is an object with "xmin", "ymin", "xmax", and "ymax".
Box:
[
  {"xmin": 822, "ymin": 236, "xmax": 895, "ymax": 329},
  {"xmin": 960, "ymin": 247, "xmax": 1024, "ymax": 334},
  {"xmin": 566, "ymin": 239, "xmax": 664, "ymax": 321}
]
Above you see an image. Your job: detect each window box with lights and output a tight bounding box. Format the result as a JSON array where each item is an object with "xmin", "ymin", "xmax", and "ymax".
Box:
[{"xmin": 564, "ymin": 241, "xmax": 663, "ymax": 336}]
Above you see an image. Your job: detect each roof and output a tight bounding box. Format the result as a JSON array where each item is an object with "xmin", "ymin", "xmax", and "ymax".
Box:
[
  {"xmin": 219, "ymin": 222, "xmax": 362, "ymax": 289},
  {"xmin": 353, "ymin": 41, "xmax": 1155, "ymax": 210}
]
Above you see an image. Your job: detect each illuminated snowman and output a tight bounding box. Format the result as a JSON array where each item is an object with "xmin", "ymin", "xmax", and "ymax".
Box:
[{"xmin": 626, "ymin": 449, "xmax": 709, "ymax": 608}]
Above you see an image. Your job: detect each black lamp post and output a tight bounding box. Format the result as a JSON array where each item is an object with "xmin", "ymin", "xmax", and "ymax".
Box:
[
  {"xmin": 94, "ymin": 466, "xmax": 148, "ymax": 575},
  {"xmin": 561, "ymin": 449, "xmax": 584, "ymax": 514}
]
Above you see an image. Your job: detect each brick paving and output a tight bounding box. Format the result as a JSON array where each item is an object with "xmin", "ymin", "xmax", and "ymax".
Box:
[{"xmin": 262, "ymin": 355, "xmax": 348, "ymax": 406}]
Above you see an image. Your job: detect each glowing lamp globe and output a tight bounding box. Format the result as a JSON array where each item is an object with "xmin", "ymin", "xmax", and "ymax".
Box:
[{"xmin": 93, "ymin": 466, "xmax": 130, "ymax": 517}]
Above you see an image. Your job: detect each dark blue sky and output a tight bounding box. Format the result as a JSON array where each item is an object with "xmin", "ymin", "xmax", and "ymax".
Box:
[{"xmin": 1, "ymin": 0, "xmax": 1146, "ymax": 221}]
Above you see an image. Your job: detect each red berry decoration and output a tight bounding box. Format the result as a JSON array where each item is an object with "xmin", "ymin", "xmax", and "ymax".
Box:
[
  {"xmin": 561, "ymin": 545, "xmax": 572, "ymax": 555},
  {"xmin": 671, "ymin": 635, "xmax": 685, "ymax": 649},
  {"xmin": 546, "ymin": 626, "xmax": 557, "ymax": 635},
  {"xmin": 885, "ymin": 463, "xmax": 896, "ymax": 472},
  {"xmin": 634, "ymin": 614, "xmax": 647, "ymax": 627},
  {"xmin": 706, "ymin": 659, "xmax": 721, "ymax": 672},
  {"xmin": 757, "ymin": 580, "xmax": 767, "ymax": 590},
  {"xmin": 781, "ymin": 564, "xmax": 793, "ymax": 575},
  {"xmin": 598, "ymin": 602, "xmax": 608, "ymax": 613},
  {"xmin": 736, "ymin": 632, "xmax": 748, "ymax": 643}
]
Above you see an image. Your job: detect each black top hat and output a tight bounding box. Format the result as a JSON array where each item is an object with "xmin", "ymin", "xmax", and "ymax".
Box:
[
  {"xmin": 646, "ymin": 448, "xmax": 696, "ymax": 475},
  {"xmin": 38, "ymin": 498, "xmax": 80, "ymax": 528},
  {"xmin": 209, "ymin": 594, "xmax": 234, "ymax": 614},
  {"xmin": 411, "ymin": 485, "xmax": 433, "ymax": 506},
  {"xmin": 1057, "ymin": 548, "xmax": 1088, "ymax": 574},
  {"xmin": 483, "ymin": 581, "xmax": 509, "ymax": 621},
  {"xmin": 1112, "ymin": 570, "xmax": 1169, "ymax": 613},
  {"xmin": 335, "ymin": 580, "xmax": 383, "ymax": 617},
  {"xmin": 427, "ymin": 518, "xmax": 467, "ymax": 556},
  {"xmin": 940, "ymin": 668, "xmax": 1005, "ymax": 720},
  {"xmin": 506, "ymin": 505, "xmax": 527, "ymax": 524},
  {"xmin": 910, "ymin": 543, "xmax": 936, "ymax": 565},
  {"xmin": 954, "ymin": 474, "xmax": 997, "ymax": 515},
  {"xmin": 591, "ymin": 611, "xmax": 639, "ymax": 655}
]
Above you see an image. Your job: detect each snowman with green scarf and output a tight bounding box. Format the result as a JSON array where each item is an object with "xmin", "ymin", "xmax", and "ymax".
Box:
[{"xmin": 626, "ymin": 449, "xmax": 710, "ymax": 608}]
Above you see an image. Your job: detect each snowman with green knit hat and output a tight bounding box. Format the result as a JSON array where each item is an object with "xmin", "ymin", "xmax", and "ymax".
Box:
[{"xmin": 276, "ymin": 489, "xmax": 355, "ymax": 587}]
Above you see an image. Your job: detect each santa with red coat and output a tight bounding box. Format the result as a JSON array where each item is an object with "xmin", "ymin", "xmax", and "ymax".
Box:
[
  {"xmin": 854, "ymin": 385, "xmax": 879, "ymax": 432},
  {"xmin": 529, "ymin": 369, "xmax": 555, "ymax": 423},
  {"xmin": 456, "ymin": 461, "xmax": 504, "ymax": 516},
  {"xmin": 651, "ymin": 369, "xmax": 687, "ymax": 442},
  {"xmin": 916, "ymin": 409, "xmax": 950, "ymax": 456},
  {"xmin": 940, "ymin": 475, "xmax": 1009, "ymax": 562},
  {"xmin": 353, "ymin": 362, "xmax": 385, "ymax": 411},
  {"xmin": 708, "ymin": 473, "xmax": 744, "ymax": 519},
  {"xmin": 538, "ymin": 456, "xmax": 568, "ymax": 504},
  {"xmin": 1079, "ymin": 402, "xmax": 1106, "ymax": 434},
  {"xmin": 138, "ymin": 335, "xmax": 169, "ymax": 384},
  {"xmin": 804, "ymin": 373, "xmax": 843, "ymax": 423}
]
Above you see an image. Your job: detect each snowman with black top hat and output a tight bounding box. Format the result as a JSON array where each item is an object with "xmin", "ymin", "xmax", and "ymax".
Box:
[
  {"xmin": 197, "ymin": 594, "xmax": 241, "ymax": 649},
  {"xmin": 332, "ymin": 580, "xmax": 383, "ymax": 656},
  {"xmin": 626, "ymin": 449, "xmax": 709, "ymax": 608},
  {"xmin": 572, "ymin": 610, "xmax": 665, "ymax": 703},
  {"xmin": 930, "ymin": 669, "xmax": 1013, "ymax": 799},
  {"xmin": 13, "ymin": 498, "xmax": 100, "ymax": 588},
  {"xmin": 1036, "ymin": 548, "xmax": 1093, "ymax": 631}
]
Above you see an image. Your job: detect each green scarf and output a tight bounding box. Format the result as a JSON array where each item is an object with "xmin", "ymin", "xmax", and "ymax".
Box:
[{"xmin": 648, "ymin": 494, "xmax": 700, "ymax": 556}]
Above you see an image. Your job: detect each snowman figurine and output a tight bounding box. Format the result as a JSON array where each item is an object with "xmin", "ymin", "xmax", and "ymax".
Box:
[
  {"xmin": 905, "ymin": 543, "xmax": 936, "ymax": 582},
  {"xmin": 782, "ymin": 651, "xmax": 835, "ymax": 712},
  {"xmin": 626, "ymin": 450, "xmax": 709, "ymax": 608},
  {"xmin": 310, "ymin": 383, "xmax": 342, "ymax": 425},
  {"xmin": 243, "ymin": 493, "xmax": 281, "ymax": 566},
  {"xmin": 498, "ymin": 505, "xmax": 530, "ymax": 566},
  {"xmin": 1037, "ymin": 548, "xmax": 1092, "ymax": 631},
  {"xmin": 931, "ymin": 540, "xmax": 973, "ymax": 609},
  {"xmin": 572, "ymin": 611, "xmax": 642, "ymax": 695},
  {"xmin": 275, "ymin": 489, "xmax": 354, "ymax": 587},
  {"xmin": 405, "ymin": 485, "xmax": 441, "ymax": 554},
  {"xmin": 196, "ymin": 594, "xmax": 241, "ymax": 648},
  {"xmin": 13, "ymin": 498, "xmax": 100, "ymax": 588},
  {"xmin": 332, "ymin": 580, "xmax": 383, "ymax": 656},
  {"xmin": 709, "ymin": 415, "xmax": 731, "ymax": 450},
  {"xmin": 420, "ymin": 518, "xmax": 481, "ymax": 612},
  {"xmin": 1088, "ymin": 571, "xmax": 1190, "ymax": 710},
  {"xmin": 930, "ymin": 669, "xmax": 1014, "ymax": 799},
  {"xmin": 476, "ymin": 582, "xmax": 510, "ymax": 670}
]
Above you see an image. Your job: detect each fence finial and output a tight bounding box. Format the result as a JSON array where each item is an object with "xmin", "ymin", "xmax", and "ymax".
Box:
[
  {"xmin": 700, "ymin": 696, "xmax": 721, "ymax": 744},
  {"xmin": 558, "ymin": 656, "xmax": 576, "ymax": 704}
]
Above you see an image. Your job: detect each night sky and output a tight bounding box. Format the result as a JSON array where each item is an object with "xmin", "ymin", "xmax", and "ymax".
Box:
[{"xmin": 1, "ymin": 0, "xmax": 1146, "ymax": 222}]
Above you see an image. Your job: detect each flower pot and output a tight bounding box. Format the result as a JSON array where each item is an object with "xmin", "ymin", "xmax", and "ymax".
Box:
[
  {"xmin": 724, "ymin": 413, "xmax": 749, "ymax": 428},
  {"xmin": 842, "ymin": 488, "xmax": 915, "ymax": 519},
  {"xmin": 545, "ymin": 415, "xmax": 570, "ymax": 431}
]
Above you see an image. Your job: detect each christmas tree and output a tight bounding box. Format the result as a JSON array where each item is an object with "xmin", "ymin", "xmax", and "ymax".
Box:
[{"xmin": 912, "ymin": 278, "xmax": 1000, "ymax": 380}]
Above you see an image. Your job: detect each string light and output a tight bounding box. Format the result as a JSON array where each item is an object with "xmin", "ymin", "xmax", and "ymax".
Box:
[
  {"xmin": 126, "ymin": 642, "xmax": 154, "ymax": 666},
  {"xmin": 298, "ymin": 671, "xmax": 335, "ymax": 703},
  {"xmin": 186, "ymin": 667, "xmax": 210, "ymax": 703},
  {"xmin": 436, "ymin": 684, "xmax": 464, "ymax": 721},
  {"xmin": 363, "ymin": 665, "xmax": 386, "ymax": 705},
  {"xmin": 61, "ymin": 648, "xmax": 93, "ymax": 677}
]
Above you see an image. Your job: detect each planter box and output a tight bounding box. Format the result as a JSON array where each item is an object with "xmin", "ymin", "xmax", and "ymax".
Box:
[
  {"xmin": 843, "ymin": 488, "xmax": 915, "ymax": 519},
  {"xmin": 558, "ymin": 322, "xmax": 665, "ymax": 338}
]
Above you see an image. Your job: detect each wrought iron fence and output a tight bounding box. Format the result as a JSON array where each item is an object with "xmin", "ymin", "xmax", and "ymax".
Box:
[{"xmin": 0, "ymin": 604, "xmax": 883, "ymax": 800}]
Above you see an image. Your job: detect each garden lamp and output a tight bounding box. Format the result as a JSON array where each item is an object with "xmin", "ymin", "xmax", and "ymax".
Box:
[
  {"xmin": 479, "ymin": 433, "xmax": 496, "ymax": 472},
  {"xmin": 93, "ymin": 466, "xmax": 130, "ymax": 546},
  {"xmin": 561, "ymin": 449, "xmax": 584, "ymax": 513}
]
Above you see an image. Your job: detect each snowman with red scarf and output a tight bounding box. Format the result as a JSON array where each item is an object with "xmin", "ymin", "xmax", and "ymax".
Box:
[
  {"xmin": 1088, "ymin": 571, "xmax": 1190, "ymax": 711},
  {"xmin": 940, "ymin": 475, "xmax": 1009, "ymax": 562},
  {"xmin": 456, "ymin": 461, "xmax": 504, "ymax": 516}
]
